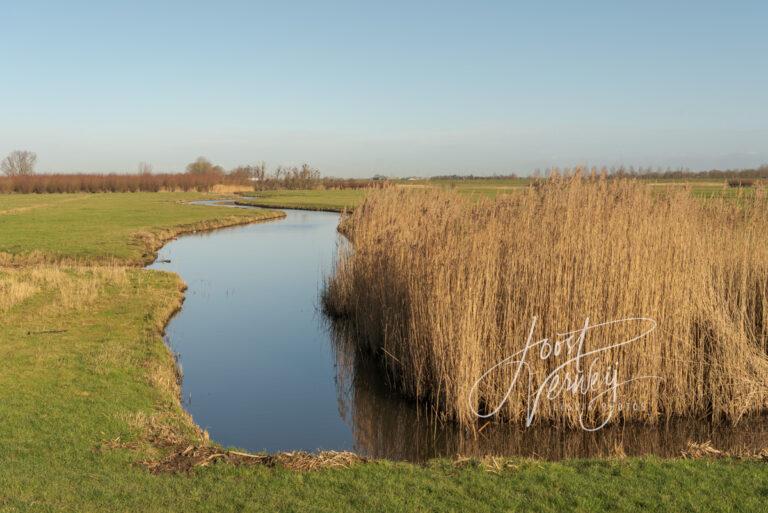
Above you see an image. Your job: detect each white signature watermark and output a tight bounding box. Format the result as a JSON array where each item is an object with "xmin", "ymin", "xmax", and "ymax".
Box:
[{"xmin": 468, "ymin": 316, "xmax": 660, "ymax": 431}]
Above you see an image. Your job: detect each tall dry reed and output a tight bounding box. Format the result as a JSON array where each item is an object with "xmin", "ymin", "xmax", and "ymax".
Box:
[{"xmin": 323, "ymin": 175, "xmax": 768, "ymax": 428}]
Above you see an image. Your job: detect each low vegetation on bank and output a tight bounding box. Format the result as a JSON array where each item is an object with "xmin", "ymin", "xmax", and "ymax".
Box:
[{"xmin": 324, "ymin": 177, "xmax": 768, "ymax": 428}]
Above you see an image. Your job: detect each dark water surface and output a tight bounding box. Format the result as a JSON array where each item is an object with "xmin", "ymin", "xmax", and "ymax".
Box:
[{"xmin": 148, "ymin": 203, "xmax": 768, "ymax": 460}]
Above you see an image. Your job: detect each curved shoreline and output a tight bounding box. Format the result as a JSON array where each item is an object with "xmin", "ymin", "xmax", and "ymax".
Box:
[
  {"xmin": 233, "ymin": 200, "xmax": 347, "ymax": 213},
  {"xmin": 145, "ymin": 202, "xmax": 360, "ymax": 468},
  {"xmin": 138, "ymin": 201, "xmax": 286, "ymax": 266}
]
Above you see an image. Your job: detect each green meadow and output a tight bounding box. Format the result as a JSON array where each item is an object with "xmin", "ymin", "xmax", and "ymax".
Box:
[
  {"xmin": 237, "ymin": 189, "xmax": 367, "ymax": 212},
  {"xmin": 0, "ymin": 193, "xmax": 283, "ymax": 264}
]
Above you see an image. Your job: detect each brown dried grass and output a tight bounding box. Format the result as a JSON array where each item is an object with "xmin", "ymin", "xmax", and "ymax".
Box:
[
  {"xmin": 210, "ymin": 184, "xmax": 254, "ymax": 194},
  {"xmin": 0, "ymin": 274, "xmax": 39, "ymax": 311},
  {"xmin": 324, "ymin": 175, "xmax": 768, "ymax": 428},
  {"xmin": 141, "ymin": 446, "xmax": 365, "ymax": 474},
  {"xmin": 0, "ymin": 266, "xmax": 129, "ymax": 313}
]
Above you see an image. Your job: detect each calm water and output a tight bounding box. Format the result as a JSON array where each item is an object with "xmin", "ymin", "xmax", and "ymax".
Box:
[
  {"xmin": 149, "ymin": 207, "xmax": 354, "ymax": 452},
  {"xmin": 149, "ymin": 203, "xmax": 768, "ymax": 460}
]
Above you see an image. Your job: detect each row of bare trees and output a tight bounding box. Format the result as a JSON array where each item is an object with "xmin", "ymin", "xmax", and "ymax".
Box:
[
  {"xmin": 0, "ymin": 173, "xmax": 233, "ymax": 194},
  {"xmin": 183, "ymin": 157, "xmax": 321, "ymax": 188},
  {"xmin": 186, "ymin": 157, "xmax": 370, "ymax": 190},
  {"xmin": 0, "ymin": 152, "xmax": 314, "ymax": 184},
  {"xmin": 0, "ymin": 152, "xmax": 378, "ymax": 193}
]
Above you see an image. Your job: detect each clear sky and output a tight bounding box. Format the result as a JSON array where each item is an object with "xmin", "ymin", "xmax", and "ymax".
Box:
[{"xmin": 2, "ymin": 1, "xmax": 766, "ymax": 177}]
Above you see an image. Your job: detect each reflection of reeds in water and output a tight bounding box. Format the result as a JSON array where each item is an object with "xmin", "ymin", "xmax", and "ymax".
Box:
[
  {"xmin": 329, "ymin": 322, "xmax": 768, "ymax": 461},
  {"xmin": 324, "ymin": 175, "xmax": 768, "ymax": 430}
]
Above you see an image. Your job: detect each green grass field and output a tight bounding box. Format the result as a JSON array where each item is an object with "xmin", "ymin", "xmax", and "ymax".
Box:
[
  {"xmin": 0, "ymin": 193, "xmax": 283, "ymax": 264},
  {"xmin": 1, "ymin": 191, "xmax": 766, "ymax": 512},
  {"xmin": 237, "ymin": 189, "xmax": 367, "ymax": 212}
]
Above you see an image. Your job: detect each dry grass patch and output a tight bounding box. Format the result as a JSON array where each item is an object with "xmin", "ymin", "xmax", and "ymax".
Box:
[
  {"xmin": 142, "ymin": 446, "xmax": 366, "ymax": 474},
  {"xmin": 0, "ymin": 266, "xmax": 129, "ymax": 312},
  {"xmin": 0, "ymin": 273, "xmax": 39, "ymax": 311}
]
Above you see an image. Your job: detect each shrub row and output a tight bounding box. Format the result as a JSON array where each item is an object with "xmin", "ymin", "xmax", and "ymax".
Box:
[{"xmin": 0, "ymin": 173, "xmax": 247, "ymax": 194}]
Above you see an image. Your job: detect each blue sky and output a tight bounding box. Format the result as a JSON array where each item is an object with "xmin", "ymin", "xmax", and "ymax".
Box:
[{"xmin": 1, "ymin": 1, "xmax": 766, "ymax": 176}]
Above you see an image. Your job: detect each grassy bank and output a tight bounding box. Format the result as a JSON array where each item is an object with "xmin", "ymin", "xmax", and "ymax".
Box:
[
  {"xmin": 1, "ymin": 191, "xmax": 767, "ymax": 511},
  {"xmin": 237, "ymin": 189, "xmax": 367, "ymax": 212},
  {"xmin": 0, "ymin": 192, "xmax": 284, "ymax": 265}
]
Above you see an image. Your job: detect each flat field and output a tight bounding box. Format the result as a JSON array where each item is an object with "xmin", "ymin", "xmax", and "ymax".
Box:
[
  {"xmin": 237, "ymin": 189, "xmax": 367, "ymax": 212},
  {"xmin": 0, "ymin": 193, "xmax": 283, "ymax": 264}
]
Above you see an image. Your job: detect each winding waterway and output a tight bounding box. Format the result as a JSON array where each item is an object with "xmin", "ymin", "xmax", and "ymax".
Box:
[{"xmin": 148, "ymin": 202, "xmax": 768, "ymax": 461}]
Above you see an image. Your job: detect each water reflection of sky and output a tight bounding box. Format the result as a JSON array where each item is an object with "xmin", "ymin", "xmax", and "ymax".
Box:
[{"xmin": 149, "ymin": 209, "xmax": 354, "ymax": 452}]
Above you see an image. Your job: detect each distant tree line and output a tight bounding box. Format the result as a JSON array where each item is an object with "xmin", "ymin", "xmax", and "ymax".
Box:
[
  {"xmin": 562, "ymin": 165, "xmax": 768, "ymax": 180},
  {"xmin": 431, "ymin": 165, "xmax": 768, "ymax": 182},
  {"xmin": 0, "ymin": 172, "xmax": 236, "ymax": 194},
  {"xmin": 187, "ymin": 157, "xmax": 379, "ymax": 190},
  {"xmin": 430, "ymin": 173, "xmax": 519, "ymax": 180},
  {"xmin": 0, "ymin": 151, "xmax": 380, "ymax": 193}
]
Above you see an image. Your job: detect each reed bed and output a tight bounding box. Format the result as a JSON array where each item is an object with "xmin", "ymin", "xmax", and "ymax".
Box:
[{"xmin": 323, "ymin": 175, "xmax": 768, "ymax": 428}]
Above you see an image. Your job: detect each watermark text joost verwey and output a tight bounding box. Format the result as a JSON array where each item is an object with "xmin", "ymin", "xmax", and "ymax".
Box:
[{"xmin": 468, "ymin": 316, "xmax": 660, "ymax": 431}]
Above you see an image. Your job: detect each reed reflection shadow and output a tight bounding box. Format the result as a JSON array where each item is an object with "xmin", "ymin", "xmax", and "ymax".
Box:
[{"xmin": 328, "ymin": 322, "xmax": 768, "ymax": 462}]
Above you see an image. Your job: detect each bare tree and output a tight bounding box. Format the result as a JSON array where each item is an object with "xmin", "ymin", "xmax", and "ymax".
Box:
[
  {"xmin": 229, "ymin": 165, "xmax": 256, "ymax": 181},
  {"xmin": 254, "ymin": 161, "xmax": 267, "ymax": 181},
  {"xmin": 229, "ymin": 161, "xmax": 268, "ymax": 182},
  {"xmin": 186, "ymin": 156, "xmax": 224, "ymax": 175},
  {"xmin": 1, "ymin": 150, "xmax": 37, "ymax": 176},
  {"xmin": 138, "ymin": 162, "xmax": 153, "ymax": 175},
  {"xmin": 300, "ymin": 162, "xmax": 321, "ymax": 180}
]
